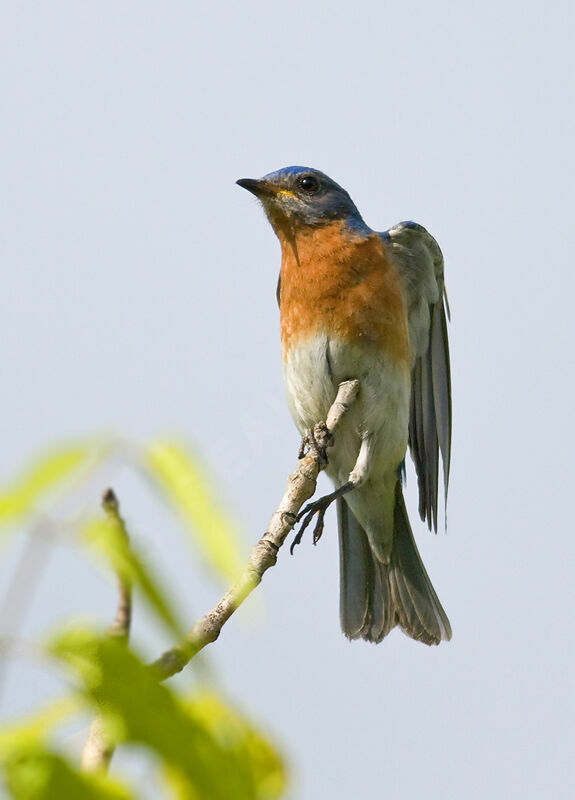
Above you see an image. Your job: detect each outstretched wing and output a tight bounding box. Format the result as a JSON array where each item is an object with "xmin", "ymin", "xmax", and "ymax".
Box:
[{"xmin": 382, "ymin": 221, "xmax": 451, "ymax": 531}]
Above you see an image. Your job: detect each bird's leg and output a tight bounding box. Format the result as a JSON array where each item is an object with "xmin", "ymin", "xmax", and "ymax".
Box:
[{"xmin": 290, "ymin": 435, "xmax": 371, "ymax": 553}]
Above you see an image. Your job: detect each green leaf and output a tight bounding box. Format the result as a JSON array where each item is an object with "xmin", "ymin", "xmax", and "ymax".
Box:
[
  {"xmin": 51, "ymin": 629, "xmax": 286, "ymax": 800},
  {"xmin": 144, "ymin": 442, "xmax": 244, "ymax": 582},
  {"xmin": 0, "ymin": 698, "xmax": 79, "ymax": 757},
  {"xmin": 84, "ymin": 517, "xmax": 186, "ymax": 641},
  {"xmin": 186, "ymin": 692, "xmax": 286, "ymax": 800},
  {"xmin": 3, "ymin": 748, "xmax": 134, "ymax": 800},
  {"xmin": 0, "ymin": 699, "xmax": 134, "ymax": 799},
  {"xmin": 0, "ymin": 444, "xmax": 91, "ymax": 527}
]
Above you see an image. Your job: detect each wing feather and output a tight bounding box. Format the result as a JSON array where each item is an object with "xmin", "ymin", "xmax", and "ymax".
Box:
[
  {"xmin": 382, "ymin": 221, "xmax": 451, "ymax": 530},
  {"xmin": 430, "ymin": 299, "xmax": 452, "ymax": 502}
]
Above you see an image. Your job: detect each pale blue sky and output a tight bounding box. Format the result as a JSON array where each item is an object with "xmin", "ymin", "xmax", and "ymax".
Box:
[{"xmin": 1, "ymin": 2, "xmax": 574, "ymax": 798}]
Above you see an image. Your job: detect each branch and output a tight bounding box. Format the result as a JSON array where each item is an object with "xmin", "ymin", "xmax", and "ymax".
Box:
[
  {"xmin": 151, "ymin": 379, "xmax": 360, "ymax": 681},
  {"xmin": 81, "ymin": 489, "xmax": 132, "ymax": 773}
]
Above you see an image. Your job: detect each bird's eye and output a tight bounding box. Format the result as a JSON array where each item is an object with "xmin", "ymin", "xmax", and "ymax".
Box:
[{"xmin": 299, "ymin": 175, "xmax": 320, "ymax": 194}]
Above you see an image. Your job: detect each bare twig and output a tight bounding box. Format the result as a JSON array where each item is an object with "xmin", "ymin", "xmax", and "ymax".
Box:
[
  {"xmin": 102, "ymin": 489, "xmax": 132, "ymax": 644},
  {"xmin": 151, "ymin": 379, "xmax": 360, "ymax": 681},
  {"xmin": 81, "ymin": 716, "xmax": 115, "ymax": 774},
  {"xmin": 81, "ymin": 489, "xmax": 132, "ymax": 773}
]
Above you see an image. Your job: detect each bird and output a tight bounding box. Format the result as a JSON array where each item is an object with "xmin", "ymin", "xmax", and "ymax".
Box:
[{"xmin": 237, "ymin": 166, "xmax": 452, "ymax": 645}]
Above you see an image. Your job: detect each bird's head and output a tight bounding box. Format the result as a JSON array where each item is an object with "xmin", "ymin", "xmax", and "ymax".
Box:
[{"xmin": 237, "ymin": 166, "xmax": 367, "ymax": 234}]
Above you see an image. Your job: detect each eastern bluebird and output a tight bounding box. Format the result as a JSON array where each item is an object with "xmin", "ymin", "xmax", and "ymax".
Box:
[{"xmin": 237, "ymin": 166, "xmax": 451, "ymax": 645}]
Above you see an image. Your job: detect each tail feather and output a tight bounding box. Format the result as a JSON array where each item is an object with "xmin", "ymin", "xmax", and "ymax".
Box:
[
  {"xmin": 338, "ymin": 498, "xmax": 394, "ymax": 641},
  {"xmin": 338, "ymin": 485, "xmax": 451, "ymax": 645},
  {"xmin": 389, "ymin": 486, "xmax": 452, "ymax": 643}
]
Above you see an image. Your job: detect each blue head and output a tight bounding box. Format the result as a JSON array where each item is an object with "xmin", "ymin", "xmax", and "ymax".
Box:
[{"xmin": 237, "ymin": 166, "xmax": 369, "ymax": 234}]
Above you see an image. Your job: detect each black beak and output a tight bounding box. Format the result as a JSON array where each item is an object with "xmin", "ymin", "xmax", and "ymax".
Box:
[{"xmin": 236, "ymin": 177, "xmax": 271, "ymax": 197}]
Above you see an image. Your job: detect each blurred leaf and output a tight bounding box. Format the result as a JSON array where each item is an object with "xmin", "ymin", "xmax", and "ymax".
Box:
[
  {"xmin": 51, "ymin": 629, "xmax": 285, "ymax": 800},
  {"xmin": 144, "ymin": 442, "xmax": 244, "ymax": 582},
  {"xmin": 0, "ymin": 699, "xmax": 133, "ymax": 799},
  {"xmin": 185, "ymin": 692, "xmax": 286, "ymax": 800},
  {"xmin": 3, "ymin": 748, "xmax": 134, "ymax": 800},
  {"xmin": 0, "ymin": 698, "xmax": 79, "ymax": 757},
  {"xmin": 84, "ymin": 517, "xmax": 186, "ymax": 641},
  {"xmin": 0, "ymin": 444, "xmax": 91, "ymax": 527}
]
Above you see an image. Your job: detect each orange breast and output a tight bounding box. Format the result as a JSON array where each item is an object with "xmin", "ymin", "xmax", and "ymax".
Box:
[{"xmin": 278, "ymin": 221, "xmax": 409, "ymax": 367}]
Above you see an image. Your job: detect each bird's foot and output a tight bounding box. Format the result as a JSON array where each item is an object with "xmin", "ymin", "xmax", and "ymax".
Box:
[
  {"xmin": 290, "ymin": 481, "xmax": 355, "ymax": 554},
  {"xmin": 298, "ymin": 423, "xmax": 332, "ymax": 467}
]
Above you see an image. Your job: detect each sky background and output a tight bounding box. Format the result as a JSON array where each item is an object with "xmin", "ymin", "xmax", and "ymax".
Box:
[{"xmin": 1, "ymin": 1, "xmax": 574, "ymax": 798}]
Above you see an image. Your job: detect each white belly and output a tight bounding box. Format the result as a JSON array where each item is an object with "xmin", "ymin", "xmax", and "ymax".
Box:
[{"xmin": 282, "ymin": 333, "xmax": 410, "ymax": 486}]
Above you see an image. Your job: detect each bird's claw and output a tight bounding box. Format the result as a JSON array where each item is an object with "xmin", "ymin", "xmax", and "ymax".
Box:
[
  {"xmin": 290, "ymin": 494, "xmax": 334, "ymax": 554},
  {"xmin": 289, "ymin": 480, "xmax": 356, "ymax": 555},
  {"xmin": 297, "ymin": 423, "xmax": 331, "ymax": 467}
]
